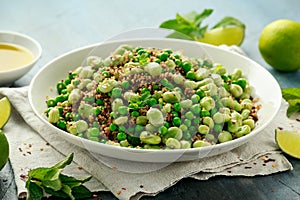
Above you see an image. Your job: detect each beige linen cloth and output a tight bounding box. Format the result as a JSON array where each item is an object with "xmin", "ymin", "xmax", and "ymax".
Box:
[
  {"xmin": 0, "ymin": 86, "xmax": 298, "ymax": 200},
  {"xmin": 0, "ymin": 43, "xmax": 298, "ymax": 199}
]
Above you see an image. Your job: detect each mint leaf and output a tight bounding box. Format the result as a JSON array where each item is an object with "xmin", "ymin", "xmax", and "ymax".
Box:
[
  {"xmin": 212, "ymin": 16, "xmax": 245, "ymax": 29},
  {"xmin": 42, "ymin": 178, "xmax": 62, "ymax": 191},
  {"xmin": 160, "ymin": 19, "xmax": 194, "ymax": 35},
  {"xmin": 282, "ymin": 88, "xmax": 300, "ymax": 100},
  {"xmin": 286, "ymin": 99, "xmax": 300, "ymax": 117},
  {"xmin": 72, "ymin": 185, "xmax": 93, "ymax": 199},
  {"xmin": 166, "ymin": 31, "xmax": 194, "ymax": 40},
  {"xmin": 28, "ymin": 168, "xmax": 61, "ymax": 181},
  {"xmin": 26, "ymin": 181, "xmax": 43, "ymax": 200},
  {"xmin": 52, "ymin": 153, "xmax": 74, "ymax": 169},
  {"xmin": 25, "ymin": 153, "xmax": 93, "ymax": 200},
  {"xmin": 193, "ymin": 9, "xmax": 213, "ymax": 27},
  {"xmin": 281, "ymin": 88, "xmax": 300, "ymax": 117},
  {"xmin": 60, "ymin": 174, "xmax": 92, "ymax": 189}
]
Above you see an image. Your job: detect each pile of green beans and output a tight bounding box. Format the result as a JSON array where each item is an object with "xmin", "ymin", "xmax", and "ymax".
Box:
[{"xmin": 45, "ymin": 45, "xmax": 259, "ymax": 150}]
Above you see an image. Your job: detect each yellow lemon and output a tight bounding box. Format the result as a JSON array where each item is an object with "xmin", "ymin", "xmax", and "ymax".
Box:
[
  {"xmin": 198, "ymin": 26, "xmax": 245, "ymax": 46},
  {"xmin": 259, "ymin": 19, "xmax": 300, "ymax": 72},
  {"xmin": 0, "ymin": 97, "xmax": 11, "ymax": 129},
  {"xmin": 0, "ymin": 130, "xmax": 9, "ymax": 170},
  {"xmin": 275, "ymin": 129, "xmax": 300, "ymax": 159}
]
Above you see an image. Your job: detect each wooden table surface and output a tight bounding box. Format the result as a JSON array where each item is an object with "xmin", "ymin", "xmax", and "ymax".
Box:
[{"xmin": 1, "ymin": 0, "xmax": 300, "ymax": 199}]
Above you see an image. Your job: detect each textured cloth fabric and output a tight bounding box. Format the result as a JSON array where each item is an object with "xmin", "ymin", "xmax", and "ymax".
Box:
[{"xmin": 0, "ymin": 84, "xmax": 296, "ymax": 199}]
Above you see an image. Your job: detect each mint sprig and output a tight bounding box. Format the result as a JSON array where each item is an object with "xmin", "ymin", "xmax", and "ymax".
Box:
[
  {"xmin": 26, "ymin": 153, "xmax": 92, "ymax": 200},
  {"xmin": 282, "ymin": 88, "xmax": 300, "ymax": 117},
  {"xmin": 159, "ymin": 9, "xmax": 245, "ymax": 41}
]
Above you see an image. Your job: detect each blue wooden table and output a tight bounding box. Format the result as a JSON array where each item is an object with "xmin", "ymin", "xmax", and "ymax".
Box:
[{"xmin": 1, "ymin": 0, "xmax": 300, "ymax": 199}]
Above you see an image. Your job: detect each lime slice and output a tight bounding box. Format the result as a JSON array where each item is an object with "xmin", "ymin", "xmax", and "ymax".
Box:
[
  {"xmin": 275, "ymin": 129, "xmax": 300, "ymax": 159},
  {"xmin": 0, "ymin": 97, "xmax": 11, "ymax": 129},
  {"xmin": 0, "ymin": 130, "xmax": 9, "ymax": 170},
  {"xmin": 198, "ymin": 26, "xmax": 245, "ymax": 46}
]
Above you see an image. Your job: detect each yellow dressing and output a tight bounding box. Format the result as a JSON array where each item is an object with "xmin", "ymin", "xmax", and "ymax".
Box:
[{"xmin": 0, "ymin": 43, "xmax": 34, "ymax": 71}]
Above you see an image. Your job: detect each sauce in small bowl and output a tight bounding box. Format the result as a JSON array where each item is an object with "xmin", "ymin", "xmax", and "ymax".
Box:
[
  {"xmin": 0, "ymin": 43, "xmax": 34, "ymax": 71},
  {"xmin": 0, "ymin": 31, "xmax": 42, "ymax": 85}
]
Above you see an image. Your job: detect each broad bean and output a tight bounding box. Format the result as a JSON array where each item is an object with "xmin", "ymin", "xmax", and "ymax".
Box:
[{"xmin": 140, "ymin": 131, "xmax": 161, "ymax": 145}]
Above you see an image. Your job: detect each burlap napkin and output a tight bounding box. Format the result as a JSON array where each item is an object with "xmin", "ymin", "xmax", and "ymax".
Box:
[{"xmin": 0, "ymin": 83, "xmax": 296, "ymax": 200}]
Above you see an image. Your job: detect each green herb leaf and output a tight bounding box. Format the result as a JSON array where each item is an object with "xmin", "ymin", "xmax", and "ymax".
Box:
[
  {"xmin": 42, "ymin": 178, "xmax": 62, "ymax": 191},
  {"xmin": 282, "ymin": 88, "xmax": 300, "ymax": 100},
  {"xmin": 193, "ymin": 9, "xmax": 213, "ymax": 27},
  {"xmin": 286, "ymin": 99, "xmax": 300, "ymax": 117},
  {"xmin": 72, "ymin": 185, "xmax": 93, "ymax": 199},
  {"xmin": 212, "ymin": 16, "xmax": 245, "ymax": 29},
  {"xmin": 60, "ymin": 174, "xmax": 92, "ymax": 188},
  {"xmin": 26, "ymin": 181, "xmax": 43, "ymax": 200},
  {"xmin": 281, "ymin": 88, "xmax": 300, "ymax": 117},
  {"xmin": 25, "ymin": 153, "xmax": 93, "ymax": 200},
  {"xmin": 52, "ymin": 153, "xmax": 74, "ymax": 169}
]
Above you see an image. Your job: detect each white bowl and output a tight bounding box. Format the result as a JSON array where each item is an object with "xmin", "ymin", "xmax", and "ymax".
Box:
[
  {"xmin": 0, "ymin": 31, "xmax": 42, "ymax": 85},
  {"xmin": 29, "ymin": 38, "xmax": 281, "ymax": 163}
]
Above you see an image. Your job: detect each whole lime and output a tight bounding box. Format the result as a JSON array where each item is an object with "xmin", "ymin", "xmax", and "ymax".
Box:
[
  {"xmin": 0, "ymin": 130, "xmax": 9, "ymax": 170},
  {"xmin": 258, "ymin": 19, "xmax": 300, "ymax": 72}
]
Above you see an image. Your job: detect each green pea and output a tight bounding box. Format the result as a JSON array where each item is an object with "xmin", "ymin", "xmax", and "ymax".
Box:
[
  {"xmin": 118, "ymin": 106, "xmax": 128, "ymax": 116},
  {"xmin": 96, "ymin": 99, "xmax": 104, "ymax": 106},
  {"xmin": 158, "ymin": 53, "xmax": 168, "ymax": 61},
  {"xmin": 186, "ymin": 71, "xmax": 196, "ymax": 80},
  {"xmin": 135, "ymin": 124, "xmax": 144, "ymax": 133},
  {"xmin": 117, "ymin": 132, "xmax": 127, "ymax": 141},
  {"xmin": 173, "ymin": 102, "xmax": 181, "ymax": 112},
  {"xmin": 179, "ymin": 124, "xmax": 188, "ymax": 132},
  {"xmin": 56, "ymin": 119, "xmax": 67, "ymax": 130},
  {"xmin": 159, "ymin": 126, "xmax": 168, "ymax": 136},
  {"xmin": 183, "ymin": 119, "xmax": 192, "ymax": 127},
  {"xmin": 88, "ymin": 127, "xmax": 100, "ymax": 137},
  {"xmin": 183, "ymin": 132, "xmax": 192, "ymax": 140},
  {"xmin": 185, "ymin": 111, "xmax": 194, "ymax": 120},
  {"xmin": 92, "ymin": 107, "xmax": 101, "ymax": 116},
  {"xmin": 136, "ymin": 116, "xmax": 148, "ymax": 125},
  {"xmin": 112, "ymin": 87, "xmax": 122, "ymax": 98},
  {"xmin": 218, "ymin": 131, "xmax": 232, "ymax": 143},
  {"xmin": 109, "ymin": 123, "xmax": 118, "ymax": 131},
  {"xmin": 131, "ymin": 111, "xmax": 140, "ymax": 117},
  {"xmin": 110, "ymin": 111, "xmax": 117, "ymax": 119},
  {"xmin": 214, "ymin": 124, "xmax": 223, "ymax": 132},
  {"xmin": 57, "ymin": 81, "xmax": 66, "ymax": 94},
  {"xmin": 190, "ymin": 104, "xmax": 201, "ymax": 115},
  {"xmin": 121, "ymin": 81, "xmax": 130, "ymax": 89},
  {"xmin": 200, "ymin": 109, "xmax": 210, "ymax": 117},
  {"xmin": 172, "ymin": 117, "xmax": 181, "ymax": 127},
  {"xmin": 148, "ymin": 98, "xmax": 157, "ymax": 107},
  {"xmin": 182, "ymin": 61, "xmax": 192, "ymax": 72},
  {"xmin": 46, "ymin": 98, "xmax": 57, "ymax": 107}
]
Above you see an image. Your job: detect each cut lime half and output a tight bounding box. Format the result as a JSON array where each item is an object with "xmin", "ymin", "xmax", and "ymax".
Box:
[
  {"xmin": 0, "ymin": 130, "xmax": 9, "ymax": 170},
  {"xmin": 0, "ymin": 97, "xmax": 11, "ymax": 129},
  {"xmin": 275, "ymin": 129, "xmax": 300, "ymax": 159},
  {"xmin": 198, "ymin": 26, "xmax": 245, "ymax": 46}
]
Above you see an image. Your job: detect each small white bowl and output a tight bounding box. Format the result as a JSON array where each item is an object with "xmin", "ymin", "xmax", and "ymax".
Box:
[{"xmin": 0, "ymin": 31, "xmax": 42, "ymax": 86}]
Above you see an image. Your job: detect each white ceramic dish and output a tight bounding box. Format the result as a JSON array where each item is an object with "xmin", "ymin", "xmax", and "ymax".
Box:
[
  {"xmin": 0, "ymin": 31, "xmax": 42, "ymax": 85},
  {"xmin": 29, "ymin": 38, "xmax": 281, "ymax": 163}
]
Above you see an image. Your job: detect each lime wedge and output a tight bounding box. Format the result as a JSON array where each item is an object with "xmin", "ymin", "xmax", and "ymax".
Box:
[
  {"xmin": 0, "ymin": 97, "xmax": 12, "ymax": 129},
  {"xmin": 275, "ymin": 129, "xmax": 300, "ymax": 159},
  {"xmin": 0, "ymin": 130, "xmax": 9, "ymax": 170},
  {"xmin": 198, "ymin": 26, "xmax": 245, "ymax": 46}
]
